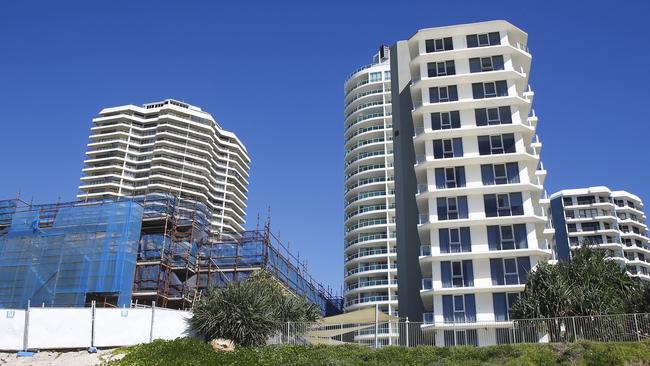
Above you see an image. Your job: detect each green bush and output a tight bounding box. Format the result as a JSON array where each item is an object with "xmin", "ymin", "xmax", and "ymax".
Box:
[
  {"xmin": 188, "ymin": 270, "xmax": 319, "ymax": 346},
  {"xmin": 107, "ymin": 338, "xmax": 650, "ymax": 366}
]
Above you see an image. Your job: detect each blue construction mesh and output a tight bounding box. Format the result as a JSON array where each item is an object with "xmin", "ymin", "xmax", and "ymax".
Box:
[{"xmin": 0, "ymin": 199, "xmax": 143, "ymax": 308}]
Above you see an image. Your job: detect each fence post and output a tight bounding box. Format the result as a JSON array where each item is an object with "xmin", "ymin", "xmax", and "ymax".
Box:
[
  {"xmin": 149, "ymin": 301, "xmax": 156, "ymax": 343},
  {"xmin": 340, "ymin": 323, "xmax": 343, "ymax": 342},
  {"xmin": 571, "ymin": 317, "xmax": 577, "ymax": 342},
  {"xmin": 634, "ymin": 314, "xmax": 641, "ymax": 342},
  {"xmin": 22, "ymin": 300, "xmax": 30, "ymax": 352},
  {"xmin": 405, "ymin": 317, "xmax": 409, "ymax": 347},
  {"xmin": 91, "ymin": 300, "xmax": 96, "ymax": 348},
  {"xmin": 374, "ymin": 304, "xmax": 379, "ymax": 349}
]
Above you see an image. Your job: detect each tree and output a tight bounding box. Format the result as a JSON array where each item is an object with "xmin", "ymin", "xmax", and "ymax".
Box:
[
  {"xmin": 512, "ymin": 244, "xmax": 650, "ymax": 319},
  {"xmin": 188, "ymin": 270, "xmax": 320, "ymax": 346}
]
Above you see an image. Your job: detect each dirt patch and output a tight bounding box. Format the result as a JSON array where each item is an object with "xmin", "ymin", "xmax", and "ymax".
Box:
[{"xmin": 0, "ymin": 349, "xmax": 124, "ymax": 365}]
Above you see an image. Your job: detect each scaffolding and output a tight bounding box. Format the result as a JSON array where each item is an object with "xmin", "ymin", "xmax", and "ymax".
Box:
[
  {"xmin": 0, "ymin": 198, "xmax": 143, "ymax": 308},
  {"xmin": 0, "ymin": 194, "xmax": 343, "ymax": 315}
]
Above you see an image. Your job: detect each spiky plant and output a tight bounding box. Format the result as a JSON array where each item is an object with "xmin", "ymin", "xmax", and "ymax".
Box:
[{"xmin": 188, "ymin": 270, "xmax": 319, "ymax": 346}]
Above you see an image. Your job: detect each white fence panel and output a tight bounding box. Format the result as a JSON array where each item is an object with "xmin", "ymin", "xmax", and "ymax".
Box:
[
  {"xmin": 28, "ymin": 308, "xmax": 93, "ymax": 349},
  {"xmin": 94, "ymin": 308, "xmax": 152, "ymax": 347},
  {"xmin": 152, "ymin": 308, "xmax": 191, "ymax": 340},
  {"xmin": 0, "ymin": 309, "xmax": 25, "ymax": 350}
]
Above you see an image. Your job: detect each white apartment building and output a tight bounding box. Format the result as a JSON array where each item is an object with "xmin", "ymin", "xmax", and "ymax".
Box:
[
  {"xmin": 549, "ymin": 186, "xmax": 650, "ymax": 281},
  {"xmin": 343, "ymin": 47, "xmax": 399, "ymax": 344},
  {"xmin": 78, "ymin": 99, "xmax": 250, "ymax": 239},
  {"xmin": 390, "ymin": 20, "xmax": 553, "ymax": 346}
]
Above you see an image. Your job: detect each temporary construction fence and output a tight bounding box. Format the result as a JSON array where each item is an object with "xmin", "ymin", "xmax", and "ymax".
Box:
[
  {"xmin": 268, "ymin": 313, "xmax": 650, "ymax": 348},
  {"xmin": 0, "ymin": 302, "xmax": 190, "ymax": 351}
]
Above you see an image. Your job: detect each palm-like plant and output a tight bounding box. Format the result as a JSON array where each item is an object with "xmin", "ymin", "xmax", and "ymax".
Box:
[
  {"xmin": 188, "ymin": 270, "xmax": 319, "ymax": 346},
  {"xmin": 512, "ymin": 244, "xmax": 649, "ymax": 319}
]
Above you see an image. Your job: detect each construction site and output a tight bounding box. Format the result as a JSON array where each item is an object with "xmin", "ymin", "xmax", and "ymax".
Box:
[{"xmin": 0, "ymin": 193, "xmax": 342, "ymax": 316}]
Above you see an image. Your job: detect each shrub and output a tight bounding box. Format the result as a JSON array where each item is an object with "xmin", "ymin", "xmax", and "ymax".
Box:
[{"xmin": 188, "ymin": 270, "xmax": 319, "ymax": 346}]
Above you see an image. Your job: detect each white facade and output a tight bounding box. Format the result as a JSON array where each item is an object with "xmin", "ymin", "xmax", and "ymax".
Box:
[
  {"xmin": 549, "ymin": 186, "xmax": 650, "ymax": 281},
  {"xmin": 393, "ymin": 21, "xmax": 553, "ymax": 346},
  {"xmin": 77, "ymin": 99, "xmax": 250, "ymax": 238},
  {"xmin": 343, "ymin": 48, "xmax": 399, "ymax": 332}
]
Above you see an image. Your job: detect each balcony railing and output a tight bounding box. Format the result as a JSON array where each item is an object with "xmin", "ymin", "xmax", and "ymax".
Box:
[
  {"xmin": 421, "ymin": 278, "xmax": 433, "ymax": 290},
  {"xmin": 419, "ymin": 214, "xmax": 430, "ymax": 225},
  {"xmin": 420, "ymin": 245, "xmax": 431, "ymax": 256}
]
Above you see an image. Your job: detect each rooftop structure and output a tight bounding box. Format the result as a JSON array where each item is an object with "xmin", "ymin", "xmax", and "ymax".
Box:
[{"xmin": 78, "ymin": 99, "xmax": 250, "ymax": 239}]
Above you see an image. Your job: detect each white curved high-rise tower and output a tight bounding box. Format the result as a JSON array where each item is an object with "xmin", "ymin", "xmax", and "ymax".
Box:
[
  {"xmin": 343, "ymin": 47, "xmax": 399, "ymax": 341},
  {"xmin": 77, "ymin": 99, "xmax": 250, "ymax": 239}
]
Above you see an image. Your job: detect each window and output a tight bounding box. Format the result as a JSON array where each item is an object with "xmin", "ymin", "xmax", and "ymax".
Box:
[
  {"xmin": 431, "ymin": 111, "xmax": 461, "ymax": 130},
  {"xmin": 443, "ymin": 294, "xmax": 476, "ymax": 323},
  {"xmin": 450, "ymin": 228, "xmax": 462, "ymax": 252},
  {"xmin": 369, "ymin": 72, "xmax": 382, "ymax": 82},
  {"xmin": 490, "ymin": 257, "xmax": 531, "ymax": 285},
  {"xmin": 426, "ymin": 37, "xmax": 453, "ymax": 53},
  {"xmin": 469, "ymin": 55, "xmax": 505, "ymax": 73},
  {"xmin": 481, "ymin": 163, "xmax": 519, "ymax": 185},
  {"xmin": 494, "ymin": 227, "xmax": 526, "ymax": 253},
  {"xmin": 439, "ymin": 227, "xmax": 472, "ymax": 253},
  {"xmin": 427, "ymin": 60, "xmax": 456, "ymax": 77},
  {"xmin": 437, "ymin": 196, "xmax": 468, "ymax": 220},
  {"xmin": 384, "ymin": 71, "xmax": 391, "ymax": 80},
  {"xmin": 433, "ymin": 138, "xmax": 463, "ymax": 158},
  {"xmin": 472, "ymin": 81, "xmax": 508, "ymax": 99},
  {"xmin": 466, "ymin": 32, "xmax": 500, "ymax": 48},
  {"xmin": 444, "ymin": 330, "xmax": 478, "ymax": 346},
  {"xmin": 577, "ymin": 195, "xmax": 596, "ymax": 205},
  {"xmin": 475, "ymin": 106, "xmax": 512, "ymax": 126},
  {"xmin": 447, "ymin": 197, "xmax": 458, "ymax": 219},
  {"xmin": 478, "ymin": 134, "xmax": 515, "ymax": 155},
  {"xmin": 563, "ymin": 197, "xmax": 574, "ymax": 206},
  {"xmin": 493, "ymin": 292, "xmax": 521, "ymax": 322},
  {"xmin": 581, "ymin": 222, "xmax": 600, "ymax": 232},
  {"xmin": 503, "ymin": 258, "xmax": 519, "ymax": 284},
  {"xmin": 484, "ymin": 193, "xmax": 524, "ymax": 217},
  {"xmin": 430, "ymin": 86, "xmax": 459, "ymax": 103},
  {"xmin": 435, "ymin": 167, "xmax": 465, "ymax": 189},
  {"xmin": 443, "ymin": 260, "xmax": 474, "ymax": 288}
]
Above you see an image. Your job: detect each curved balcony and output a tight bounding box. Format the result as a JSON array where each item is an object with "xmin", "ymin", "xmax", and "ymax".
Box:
[{"xmin": 346, "ymin": 278, "xmax": 398, "ymax": 293}]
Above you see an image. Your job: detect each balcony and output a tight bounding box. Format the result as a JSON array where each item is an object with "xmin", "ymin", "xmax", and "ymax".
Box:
[
  {"xmin": 346, "ymin": 278, "xmax": 397, "ymax": 292},
  {"xmin": 421, "ymin": 278, "xmax": 433, "ymax": 290},
  {"xmin": 420, "ymin": 245, "xmax": 431, "ymax": 256},
  {"xmin": 419, "ymin": 214, "xmax": 430, "ymax": 225}
]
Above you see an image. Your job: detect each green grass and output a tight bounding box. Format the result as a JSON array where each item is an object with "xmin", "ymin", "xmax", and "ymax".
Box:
[{"xmin": 106, "ymin": 337, "xmax": 650, "ymax": 366}]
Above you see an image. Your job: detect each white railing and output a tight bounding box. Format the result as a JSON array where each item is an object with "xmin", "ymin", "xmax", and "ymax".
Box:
[{"xmin": 269, "ymin": 313, "xmax": 650, "ymax": 348}]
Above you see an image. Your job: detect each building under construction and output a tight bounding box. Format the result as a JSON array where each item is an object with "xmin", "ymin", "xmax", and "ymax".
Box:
[{"xmin": 0, "ymin": 194, "xmax": 342, "ymax": 316}]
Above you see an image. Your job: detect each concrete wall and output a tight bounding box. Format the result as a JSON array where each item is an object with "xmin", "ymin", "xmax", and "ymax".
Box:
[{"xmin": 0, "ymin": 306, "xmax": 191, "ymax": 351}]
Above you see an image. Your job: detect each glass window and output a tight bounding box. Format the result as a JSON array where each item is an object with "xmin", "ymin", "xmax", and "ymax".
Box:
[
  {"xmin": 447, "ymin": 197, "xmax": 458, "ymax": 219},
  {"xmin": 494, "ymin": 164, "xmax": 507, "ymax": 184},
  {"xmin": 453, "ymin": 295, "xmax": 465, "ymax": 321},
  {"xmin": 425, "ymin": 37, "xmax": 453, "ymax": 53},
  {"xmin": 503, "ymin": 258, "xmax": 519, "ymax": 284},
  {"xmin": 500, "ymin": 226, "xmax": 515, "ymax": 250},
  {"xmin": 449, "ymin": 228, "xmax": 461, "ymax": 253},
  {"xmin": 442, "ymin": 139, "xmax": 454, "ymax": 158},
  {"xmin": 452, "ymin": 261, "xmax": 464, "ymax": 287}
]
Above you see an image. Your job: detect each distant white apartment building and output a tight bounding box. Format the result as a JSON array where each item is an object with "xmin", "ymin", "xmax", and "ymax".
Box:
[
  {"xmin": 77, "ymin": 99, "xmax": 250, "ymax": 239},
  {"xmin": 343, "ymin": 46, "xmax": 399, "ymax": 343},
  {"xmin": 390, "ymin": 20, "xmax": 554, "ymax": 346},
  {"xmin": 549, "ymin": 186, "xmax": 650, "ymax": 281}
]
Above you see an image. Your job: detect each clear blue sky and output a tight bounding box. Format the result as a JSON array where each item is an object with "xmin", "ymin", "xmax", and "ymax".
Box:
[{"xmin": 1, "ymin": 0, "xmax": 649, "ymax": 293}]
